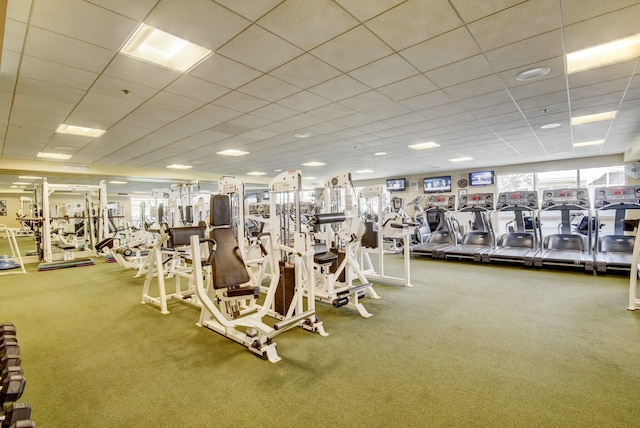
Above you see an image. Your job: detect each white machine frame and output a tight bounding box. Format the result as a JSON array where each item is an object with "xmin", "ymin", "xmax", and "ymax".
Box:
[
  {"xmin": 0, "ymin": 225, "xmax": 27, "ymax": 276},
  {"xmin": 358, "ymin": 184, "xmax": 412, "ymax": 287}
]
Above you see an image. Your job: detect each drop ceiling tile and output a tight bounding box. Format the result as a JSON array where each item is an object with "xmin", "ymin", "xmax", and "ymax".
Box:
[
  {"xmin": 450, "ymin": 0, "xmax": 525, "ymax": 23},
  {"xmin": 190, "ymin": 55, "xmax": 262, "ymax": 89},
  {"xmin": 214, "ymin": 0, "xmax": 283, "ymax": 21},
  {"xmin": 164, "ymin": 75, "xmax": 231, "ymax": 103},
  {"xmin": 515, "ymin": 90, "xmax": 568, "ymax": 111},
  {"xmin": 417, "ymin": 102, "xmax": 467, "ymax": 120},
  {"xmin": 470, "ymin": 101, "xmax": 519, "ymax": 119},
  {"xmin": 560, "ymin": 0, "xmax": 639, "ymax": 25},
  {"xmin": 24, "ymin": 27, "xmax": 114, "ymax": 73},
  {"xmin": 86, "ymin": 0, "xmax": 157, "ymax": 20},
  {"xmin": 333, "ymin": 112, "xmax": 376, "ymax": 127},
  {"xmin": 309, "ymin": 75, "xmax": 370, "ymax": 102},
  {"xmin": 10, "ymin": 106, "xmax": 66, "ymax": 131},
  {"xmin": 402, "ymin": 27, "xmax": 481, "ymax": 73},
  {"xmin": 0, "ymin": 51, "xmax": 20, "ymax": 78},
  {"xmin": 270, "ymin": 54, "xmax": 341, "ymax": 89},
  {"xmin": 238, "ymin": 75, "xmax": 300, "ymax": 102},
  {"xmin": 20, "ymin": 56, "xmax": 98, "ymax": 90},
  {"xmin": 349, "ymin": 54, "xmax": 419, "ymax": 88},
  {"xmin": 16, "ymin": 78, "xmax": 85, "ymax": 104},
  {"xmin": 425, "ymin": 55, "xmax": 495, "ymax": 89},
  {"xmin": 400, "ymin": 90, "xmax": 454, "ymax": 111},
  {"xmin": 308, "ymin": 103, "xmax": 357, "ymax": 121},
  {"xmin": 216, "ymin": 25, "xmax": 303, "ymax": 73},
  {"xmin": 279, "ymin": 113, "xmax": 325, "ymax": 129},
  {"xmin": 147, "ymin": 91, "xmax": 206, "ymax": 114},
  {"xmin": 258, "ymin": 0, "xmax": 358, "ymax": 50},
  {"xmin": 457, "ymin": 90, "xmax": 514, "ymax": 111},
  {"xmin": 366, "ymin": 0, "xmax": 462, "ymax": 51},
  {"xmin": 508, "ymin": 76, "xmax": 566, "ymax": 101},
  {"xmin": 104, "ymin": 55, "xmax": 181, "ymax": 89},
  {"xmin": 212, "ymin": 91, "xmax": 270, "ymax": 113},
  {"xmin": 3, "ymin": 19, "xmax": 27, "ymax": 53},
  {"xmin": 145, "ymin": 0, "xmax": 250, "ymax": 51},
  {"xmin": 311, "ymin": 25, "xmax": 393, "ymax": 73},
  {"xmin": 307, "ymin": 121, "xmax": 347, "ymax": 134},
  {"xmin": 334, "ymin": 0, "xmax": 405, "ymax": 22},
  {"xmin": 563, "ymin": 3, "xmax": 640, "ymax": 52},
  {"xmin": 484, "ymin": 30, "xmax": 564, "ymax": 73},
  {"xmin": 376, "ymin": 75, "xmax": 438, "ymax": 101},
  {"xmin": 277, "ymin": 91, "xmax": 332, "ymax": 112},
  {"xmin": 30, "ymin": 0, "xmax": 137, "ymax": 50},
  {"xmin": 7, "ymin": 0, "xmax": 32, "ymax": 22},
  {"xmin": 251, "ymin": 103, "xmax": 300, "ymax": 121},
  {"xmin": 444, "ymin": 75, "xmax": 505, "ymax": 100},
  {"xmin": 340, "ymin": 90, "xmax": 392, "ymax": 112},
  {"xmin": 383, "ymin": 112, "xmax": 429, "ymax": 127},
  {"xmin": 13, "ymin": 93, "xmax": 76, "ymax": 115},
  {"xmin": 467, "ymin": 0, "xmax": 559, "ymax": 51}
]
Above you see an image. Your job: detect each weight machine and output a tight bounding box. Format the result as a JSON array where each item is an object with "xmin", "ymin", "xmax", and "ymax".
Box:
[
  {"xmin": 358, "ymin": 184, "xmax": 412, "ymax": 287},
  {"xmin": 311, "ymin": 172, "xmax": 380, "ymax": 318},
  {"xmin": 192, "ymin": 170, "xmax": 326, "ymax": 363},
  {"xmin": 39, "ymin": 178, "xmax": 108, "ymax": 267}
]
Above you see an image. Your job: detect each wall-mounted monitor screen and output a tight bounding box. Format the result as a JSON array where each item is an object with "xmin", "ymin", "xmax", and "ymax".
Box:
[
  {"xmin": 386, "ymin": 178, "xmax": 406, "ymax": 192},
  {"xmin": 469, "ymin": 170, "xmax": 495, "ymax": 186},
  {"xmin": 423, "ymin": 176, "xmax": 452, "ymax": 193},
  {"xmin": 262, "ymin": 190, "xmax": 269, "ymax": 200}
]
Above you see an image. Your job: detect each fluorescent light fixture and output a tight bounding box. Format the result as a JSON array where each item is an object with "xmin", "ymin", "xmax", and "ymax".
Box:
[
  {"xmin": 166, "ymin": 164, "xmax": 193, "ymax": 169},
  {"xmin": 18, "ymin": 176, "xmax": 42, "ymax": 180},
  {"xmin": 355, "ymin": 169, "xmax": 374, "ymax": 173},
  {"xmin": 571, "ymin": 111, "xmax": 617, "ymax": 125},
  {"xmin": 567, "ymin": 33, "xmax": 640, "ymax": 74},
  {"xmin": 109, "ymin": 180, "xmax": 128, "ymax": 184},
  {"xmin": 409, "ymin": 141, "xmax": 440, "ymax": 150},
  {"xmin": 515, "ymin": 67, "xmax": 550, "ymax": 81},
  {"xmin": 9, "ymin": 186, "xmax": 24, "ymax": 189},
  {"xmin": 302, "ymin": 176, "xmax": 317, "ymax": 180},
  {"xmin": 247, "ymin": 172, "xmax": 267, "ymax": 176},
  {"xmin": 573, "ymin": 140, "xmax": 604, "ymax": 147},
  {"xmin": 217, "ymin": 149, "xmax": 249, "ymax": 157},
  {"xmin": 13, "ymin": 182, "xmax": 30, "ymax": 185},
  {"xmin": 302, "ymin": 161, "xmax": 326, "ymax": 167},
  {"xmin": 374, "ymin": 152, "xmax": 387, "ymax": 156},
  {"xmin": 120, "ymin": 24, "xmax": 212, "ymax": 73},
  {"xmin": 540, "ymin": 123, "xmax": 561, "ymax": 129},
  {"xmin": 294, "ymin": 132, "xmax": 312, "ymax": 138},
  {"xmin": 449, "ymin": 156, "xmax": 473, "ymax": 162},
  {"xmin": 274, "ymin": 169, "xmax": 283, "ymax": 172},
  {"xmin": 56, "ymin": 124, "xmax": 106, "ymax": 138},
  {"xmin": 37, "ymin": 152, "xmax": 72, "ymax": 160}
]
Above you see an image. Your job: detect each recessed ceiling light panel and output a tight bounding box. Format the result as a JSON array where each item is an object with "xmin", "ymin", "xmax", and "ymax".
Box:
[
  {"xmin": 567, "ymin": 33, "xmax": 640, "ymax": 74},
  {"xmin": 540, "ymin": 123, "xmax": 562, "ymax": 129},
  {"xmin": 374, "ymin": 152, "xmax": 387, "ymax": 156},
  {"xmin": 408, "ymin": 141, "xmax": 440, "ymax": 150},
  {"xmin": 571, "ymin": 111, "xmax": 617, "ymax": 125},
  {"xmin": 217, "ymin": 149, "xmax": 249, "ymax": 157},
  {"xmin": 166, "ymin": 164, "xmax": 193, "ymax": 169},
  {"xmin": 449, "ymin": 156, "xmax": 473, "ymax": 162},
  {"xmin": 37, "ymin": 152, "xmax": 72, "ymax": 160},
  {"xmin": 56, "ymin": 124, "xmax": 105, "ymax": 138},
  {"xmin": 573, "ymin": 140, "xmax": 604, "ymax": 147},
  {"xmin": 247, "ymin": 172, "xmax": 267, "ymax": 176},
  {"xmin": 120, "ymin": 24, "xmax": 212, "ymax": 73},
  {"xmin": 302, "ymin": 161, "xmax": 326, "ymax": 167}
]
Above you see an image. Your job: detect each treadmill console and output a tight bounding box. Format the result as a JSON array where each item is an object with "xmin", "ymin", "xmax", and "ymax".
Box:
[
  {"xmin": 458, "ymin": 193, "xmax": 494, "ymax": 210},
  {"xmin": 541, "ymin": 188, "xmax": 589, "ymax": 209},
  {"xmin": 424, "ymin": 194, "xmax": 456, "ymax": 211},
  {"xmin": 594, "ymin": 186, "xmax": 640, "ymax": 208},
  {"xmin": 496, "ymin": 191, "xmax": 539, "ymax": 210}
]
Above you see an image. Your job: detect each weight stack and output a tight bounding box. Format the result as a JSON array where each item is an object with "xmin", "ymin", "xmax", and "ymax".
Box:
[
  {"xmin": 329, "ymin": 249, "xmax": 346, "ymax": 282},
  {"xmin": 275, "ymin": 262, "xmax": 295, "ymax": 316}
]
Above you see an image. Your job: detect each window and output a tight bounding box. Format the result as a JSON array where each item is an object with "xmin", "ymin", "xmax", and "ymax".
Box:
[
  {"xmin": 535, "ymin": 169, "xmax": 578, "ymax": 191},
  {"xmin": 496, "ymin": 173, "xmax": 534, "ymax": 193}
]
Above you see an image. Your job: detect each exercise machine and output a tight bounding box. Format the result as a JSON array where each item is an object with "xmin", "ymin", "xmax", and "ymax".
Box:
[
  {"xmin": 479, "ymin": 191, "xmax": 539, "ymax": 265},
  {"xmin": 532, "ymin": 188, "xmax": 593, "ymax": 271},
  {"xmin": 0, "ymin": 226, "xmax": 26, "ymax": 276},
  {"xmin": 358, "ymin": 184, "xmax": 412, "ymax": 287},
  {"xmin": 435, "ymin": 193, "xmax": 495, "ymax": 261},
  {"xmin": 311, "ymin": 173, "xmax": 381, "ymax": 318},
  {"xmin": 411, "ymin": 194, "xmax": 460, "ymax": 258},
  {"xmin": 192, "ymin": 172, "xmax": 326, "ymax": 363},
  {"xmin": 593, "ymin": 186, "xmax": 640, "ymax": 274}
]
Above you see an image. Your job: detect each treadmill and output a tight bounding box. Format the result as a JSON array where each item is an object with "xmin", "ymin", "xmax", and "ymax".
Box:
[
  {"xmin": 435, "ymin": 192, "xmax": 495, "ymax": 261},
  {"xmin": 479, "ymin": 191, "xmax": 539, "ymax": 266},
  {"xmin": 593, "ymin": 185, "xmax": 640, "ymax": 274},
  {"xmin": 531, "ymin": 188, "xmax": 593, "ymax": 271},
  {"xmin": 410, "ymin": 194, "xmax": 460, "ymax": 258}
]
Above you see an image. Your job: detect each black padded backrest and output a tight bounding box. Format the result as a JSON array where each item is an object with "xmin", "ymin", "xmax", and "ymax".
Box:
[
  {"xmin": 461, "ymin": 231, "xmax": 493, "ymax": 246},
  {"xmin": 599, "ymin": 235, "xmax": 635, "ymax": 253},
  {"xmin": 498, "ymin": 232, "xmax": 534, "ymax": 248},
  {"xmin": 427, "ymin": 231, "xmax": 452, "ymax": 244},
  {"xmin": 210, "ymin": 194, "xmax": 231, "ymax": 227},
  {"xmin": 169, "ymin": 226, "xmax": 205, "ymax": 247},
  {"xmin": 544, "ymin": 234, "xmax": 587, "ymax": 251},
  {"xmin": 211, "ymin": 227, "xmax": 250, "ymax": 289}
]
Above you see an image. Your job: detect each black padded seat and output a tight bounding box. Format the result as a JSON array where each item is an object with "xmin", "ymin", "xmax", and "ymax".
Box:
[
  {"xmin": 210, "ymin": 227, "xmax": 251, "ymax": 290},
  {"xmin": 544, "ymin": 234, "xmax": 587, "ymax": 251},
  {"xmin": 498, "ymin": 232, "xmax": 535, "ymax": 248},
  {"xmin": 313, "ymin": 243, "xmax": 338, "ymax": 264},
  {"xmin": 169, "ymin": 226, "xmax": 205, "ymax": 247}
]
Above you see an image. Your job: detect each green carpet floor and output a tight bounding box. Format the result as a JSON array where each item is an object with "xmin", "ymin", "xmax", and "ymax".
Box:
[{"xmin": 1, "ymin": 250, "xmax": 640, "ymax": 427}]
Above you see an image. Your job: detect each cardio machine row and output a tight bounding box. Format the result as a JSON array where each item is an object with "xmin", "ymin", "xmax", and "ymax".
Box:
[{"xmin": 410, "ymin": 186, "xmax": 640, "ymax": 274}]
